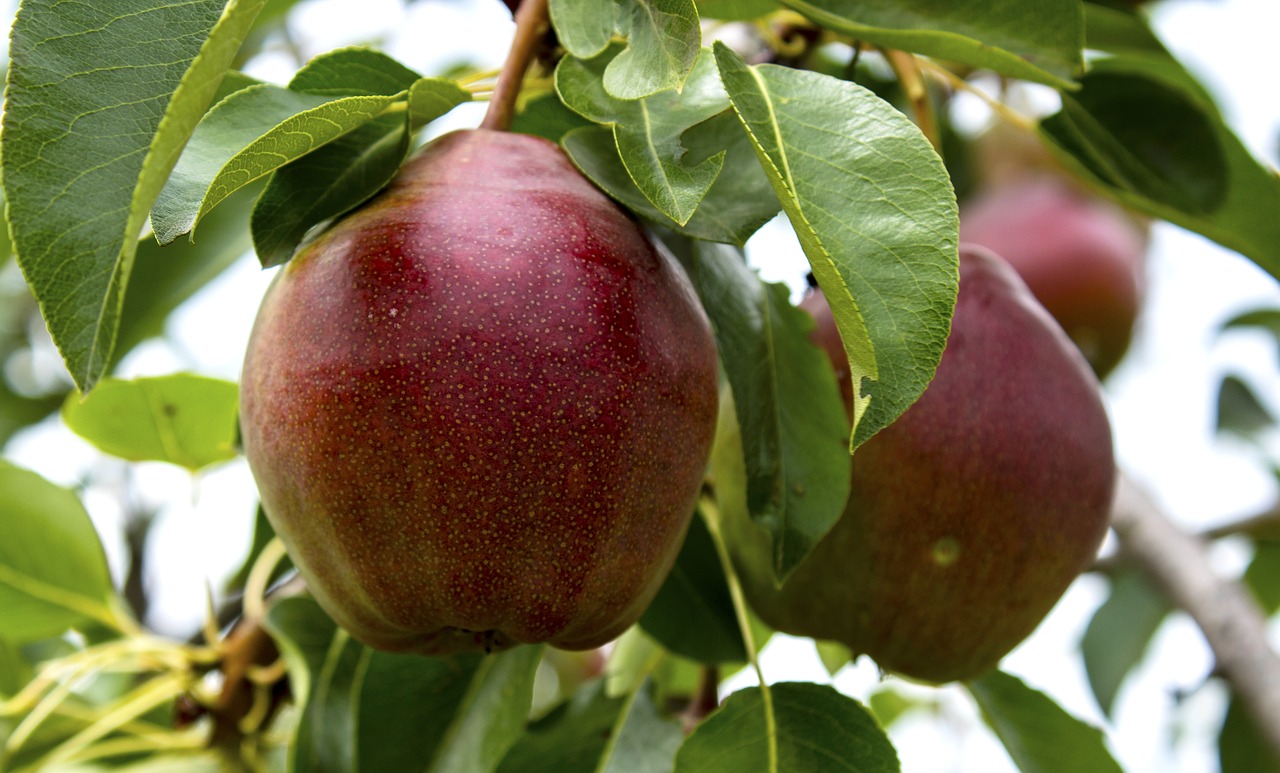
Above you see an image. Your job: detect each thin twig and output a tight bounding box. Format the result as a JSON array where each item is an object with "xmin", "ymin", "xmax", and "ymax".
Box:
[{"xmin": 1110, "ymin": 474, "xmax": 1280, "ymax": 762}]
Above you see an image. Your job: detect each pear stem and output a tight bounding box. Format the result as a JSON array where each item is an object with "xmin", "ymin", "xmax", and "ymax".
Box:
[{"xmin": 481, "ymin": 0, "xmax": 551, "ymax": 132}]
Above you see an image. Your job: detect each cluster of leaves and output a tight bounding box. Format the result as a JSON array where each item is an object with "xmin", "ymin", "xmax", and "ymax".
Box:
[{"xmin": 1, "ymin": 0, "xmax": 1279, "ymax": 771}]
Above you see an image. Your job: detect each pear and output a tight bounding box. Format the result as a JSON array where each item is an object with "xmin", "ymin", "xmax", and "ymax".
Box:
[
  {"xmin": 729, "ymin": 245, "xmax": 1115, "ymax": 683},
  {"xmin": 240, "ymin": 129, "xmax": 719, "ymax": 655},
  {"xmin": 960, "ymin": 176, "xmax": 1148, "ymax": 378}
]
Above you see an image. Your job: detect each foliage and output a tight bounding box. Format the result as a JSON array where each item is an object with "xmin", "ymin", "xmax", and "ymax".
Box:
[{"xmin": 0, "ymin": 0, "xmax": 1277, "ymax": 771}]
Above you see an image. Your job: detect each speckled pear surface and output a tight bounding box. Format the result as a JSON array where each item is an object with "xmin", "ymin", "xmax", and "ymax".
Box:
[
  {"xmin": 960, "ymin": 177, "xmax": 1147, "ymax": 378},
  {"xmin": 240, "ymin": 129, "xmax": 719, "ymax": 654},
  {"xmin": 728, "ymin": 246, "xmax": 1115, "ymax": 683}
]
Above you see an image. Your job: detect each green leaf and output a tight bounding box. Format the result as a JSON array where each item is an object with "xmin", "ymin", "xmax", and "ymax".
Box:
[
  {"xmin": 408, "ymin": 78, "xmax": 474, "ymax": 130},
  {"xmin": 356, "ymin": 649, "xmax": 490, "ymax": 772},
  {"xmin": 2, "ymin": 0, "xmax": 270, "ymax": 391},
  {"xmin": 512, "ymin": 91, "xmax": 595, "ymax": 143},
  {"xmin": 967, "ymin": 671, "xmax": 1124, "ymax": 773},
  {"xmin": 151, "ymin": 85, "xmax": 403, "ymax": 245},
  {"xmin": 1039, "ymin": 57, "xmax": 1280, "ymax": 281},
  {"xmin": 0, "ymin": 462, "xmax": 118, "ymax": 642},
  {"xmin": 814, "ymin": 640, "xmax": 852, "ymax": 676},
  {"xmin": 557, "ymin": 46, "xmax": 728, "ymax": 225},
  {"xmin": 61, "ymin": 374, "xmax": 239, "ymax": 471},
  {"xmin": 1219, "ymin": 692, "xmax": 1280, "ymax": 773},
  {"xmin": 563, "ymin": 111, "xmax": 779, "ymax": 245},
  {"xmin": 552, "ymin": 0, "xmax": 701, "ymax": 100},
  {"xmin": 550, "ymin": 0, "xmax": 617, "ymax": 60},
  {"xmin": 1216, "ymin": 375, "xmax": 1276, "ymax": 441},
  {"xmin": 1221, "ymin": 307, "xmax": 1280, "ymax": 362},
  {"xmin": 1244, "ymin": 541, "xmax": 1280, "ymax": 616},
  {"xmin": 1080, "ymin": 570, "xmax": 1172, "ymax": 717},
  {"xmin": 114, "ymin": 184, "xmax": 259, "ymax": 370},
  {"xmin": 1041, "ymin": 68, "xmax": 1227, "ymax": 215},
  {"xmin": 265, "ymin": 596, "xmax": 523, "ymax": 772},
  {"xmin": 608, "ymin": 0, "xmax": 702, "ymax": 100},
  {"xmin": 249, "ymin": 77, "xmax": 469, "ymax": 267},
  {"xmin": 694, "ymin": 0, "xmax": 779, "ymax": 22},
  {"xmin": 0, "ymin": 637, "xmax": 34, "ymax": 697},
  {"xmin": 778, "ymin": 0, "xmax": 1083, "ymax": 88},
  {"xmin": 640, "ymin": 509, "xmax": 746, "ymax": 663},
  {"xmin": 1082, "ymin": 4, "xmax": 1216, "ymax": 107},
  {"xmin": 251, "ymin": 113, "xmax": 412, "ymax": 267},
  {"xmin": 687, "ymin": 242, "xmax": 849, "ymax": 578},
  {"xmin": 601, "ymin": 680, "xmax": 684, "ymax": 772},
  {"xmin": 713, "ymin": 44, "xmax": 958, "ymax": 451},
  {"xmin": 867, "ymin": 686, "xmax": 935, "ymax": 729},
  {"xmin": 605, "ymin": 627, "xmax": 665, "ymax": 699},
  {"xmin": 498, "ymin": 680, "xmax": 625, "ymax": 772},
  {"xmin": 674, "ymin": 682, "xmax": 900, "ymax": 772},
  {"xmin": 429, "ymin": 644, "xmax": 544, "ymax": 773},
  {"xmin": 289, "ymin": 46, "xmax": 423, "ymax": 96}
]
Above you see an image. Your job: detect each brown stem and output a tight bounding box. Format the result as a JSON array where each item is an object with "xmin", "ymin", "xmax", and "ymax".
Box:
[
  {"xmin": 882, "ymin": 49, "xmax": 941, "ymax": 155},
  {"xmin": 680, "ymin": 665, "xmax": 721, "ymax": 733},
  {"xmin": 1203, "ymin": 504, "xmax": 1280, "ymax": 541},
  {"xmin": 1110, "ymin": 474, "xmax": 1280, "ymax": 762},
  {"xmin": 480, "ymin": 0, "xmax": 551, "ymax": 132}
]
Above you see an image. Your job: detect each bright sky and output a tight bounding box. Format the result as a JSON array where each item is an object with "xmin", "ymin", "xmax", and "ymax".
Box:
[{"xmin": 3, "ymin": 0, "xmax": 1279, "ymax": 771}]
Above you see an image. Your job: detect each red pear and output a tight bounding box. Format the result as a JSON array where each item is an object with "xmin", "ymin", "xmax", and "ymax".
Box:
[
  {"xmin": 240, "ymin": 129, "xmax": 719, "ymax": 655},
  {"xmin": 960, "ymin": 176, "xmax": 1148, "ymax": 378},
  {"xmin": 729, "ymin": 245, "xmax": 1115, "ymax": 683}
]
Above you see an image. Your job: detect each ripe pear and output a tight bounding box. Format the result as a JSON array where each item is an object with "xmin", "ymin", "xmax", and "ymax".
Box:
[
  {"xmin": 728, "ymin": 245, "xmax": 1115, "ymax": 683},
  {"xmin": 240, "ymin": 129, "xmax": 719, "ymax": 655},
  {"xmin": 960, "ymin": 176, "xmax": 1147, "ymax": 378}
]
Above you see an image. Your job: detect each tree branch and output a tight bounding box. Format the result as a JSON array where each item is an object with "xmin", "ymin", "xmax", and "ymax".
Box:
[{"xmin": 1110, "ymin": 474, "xmax": 1280, "ymax": 761}]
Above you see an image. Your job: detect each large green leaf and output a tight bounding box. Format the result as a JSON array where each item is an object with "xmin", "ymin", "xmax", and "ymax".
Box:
[
  {"xmin": 288, "ymin": 46, "xmax": 424, "ymax": 96},
  {"xmin": 250, "ymin": 114, "xmax": 410, "ymax": 267},
  {"xmin": 0, "ymin": 462, "xmax": 119, "ymax": 642},
  {"xmin": 430, "ymin": 644, "xmax": 543, "ymax": 773},
  {"xmin": 551, "ymin": 0, "xmax": 701, "ymax": 100},
  {"xmin": 151, "ymin": 85, "xmax": 403, "ymax": 245},
  {"xmin": 251, "ymin": 76, "xmax": 470, "ymax": 267},
  {"xmin": 264, "ymin": 596, "xmax": 541, "ymax": 773},
  {"xmin": 562, "ymin": 111, "xmax": 779, "ymax": 245},
  {"xmin": 639, "ymin": 510, "xmax": 746, "ymax": 663},
  {"xmin": 1040, "ymin": 56, "xmax": 1280, "ymax": 280},
  {"xmin": 673, "ymin": 682, "xmax": 899, "ymax": 772},
  {"xmin": 685, "ymin": 241, "xmax": 849, "ymax": 578},
  {"xmin": 1080, "ymin": 570, "xmax": 1172, "ymax": 717},
  {"xmin": 557, "ymin": 46, "xmax": 728, "ymax": 225},
  {"xmin": 61, "ymin": 374, "xmax": 239, "ymax": 471},
  {"xmin": 778, "ymin": 0, "xmax": 1082, "ymax": 88},
  {"xmin": 967, "ymin": 671, "xmax": 1124, "ymax": 773},
  {"xmin": 1082, "ymin": 4, "xmax": 1216, "ymax": 108},
  {"xmin": 1041, "ymin": 68, "xmax": 1227, "ymax": 215},
  {"xmin": 2, "ymin": 0, "xmax": 269, "ymax": 391},
  {"xmin": 714, "ymin": 44, "xmax": 958, "ymax": 450}
]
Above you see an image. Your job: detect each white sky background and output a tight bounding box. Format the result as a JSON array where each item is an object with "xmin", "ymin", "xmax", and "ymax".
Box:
[{"xmin": 3, "ymin": 0, "xmax": 1280, "ymax": 771}]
